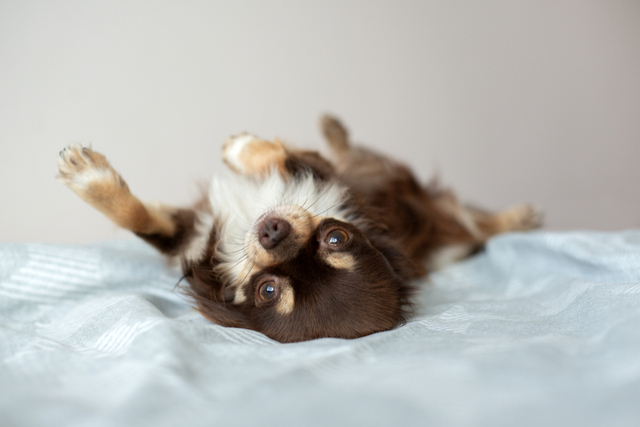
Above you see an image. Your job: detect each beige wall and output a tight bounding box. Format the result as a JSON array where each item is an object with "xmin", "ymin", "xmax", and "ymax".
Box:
[{"xmin": 1, "ymin": 0, "xmax": 639, "ymax": 244}]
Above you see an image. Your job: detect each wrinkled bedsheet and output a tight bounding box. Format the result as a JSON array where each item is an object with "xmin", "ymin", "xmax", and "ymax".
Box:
[{"xmin": 1, "ymin": 231, "xmax": 640, "ymax": 427}]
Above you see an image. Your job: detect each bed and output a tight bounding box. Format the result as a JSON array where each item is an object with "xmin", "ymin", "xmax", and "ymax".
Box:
[{"xmin": 1, "ymin": 231, "xmax": 640, "ymax": 426}]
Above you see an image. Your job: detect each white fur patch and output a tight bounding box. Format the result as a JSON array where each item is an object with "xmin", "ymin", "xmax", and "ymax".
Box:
[
  {"xmin": 209, "ymin": 170, "xmax": 350, "ymax": 287},
  {"xmin": 233, "ymin": 286, "xmax": 247, "ymax": 304},
  {"xmin": 70, "ymin": 168, "xmax": 114, "ymax": 188},
  {"xmin": 183, "ymin": 211, "xmax": 215, "ymax": 263}
]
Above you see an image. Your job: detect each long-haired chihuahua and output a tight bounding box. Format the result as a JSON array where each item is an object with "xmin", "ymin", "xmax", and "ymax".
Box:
[{"xmin": 57, "ymin": 116, "xmax": 541, "ymax": 342}]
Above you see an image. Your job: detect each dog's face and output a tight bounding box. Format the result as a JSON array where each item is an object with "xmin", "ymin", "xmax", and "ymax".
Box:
[
  {"xmin": 241, "ymin": 212, "xmax": 408, "ymax": 342},
  {"xmin": 188, "ymin": 188, "xmax": 411, "ymax": 343}
]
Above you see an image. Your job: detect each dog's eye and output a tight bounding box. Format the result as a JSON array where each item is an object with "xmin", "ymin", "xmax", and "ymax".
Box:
[
  {"xmin": 258, "ymin": 281, "xmax": 277, "ymax": 301},
  {"xmin": 325, "ymin": 229, "xmax": 349, "ymax": 246}
]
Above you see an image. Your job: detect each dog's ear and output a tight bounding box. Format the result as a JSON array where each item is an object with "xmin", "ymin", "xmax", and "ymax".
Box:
[
  {"xmin": 182, "ymin": 262, "xmax": 253, "ymax": 329},
  {"xmin": 191, "ymin": 297, "xmax": 252, "ymax": 329}
]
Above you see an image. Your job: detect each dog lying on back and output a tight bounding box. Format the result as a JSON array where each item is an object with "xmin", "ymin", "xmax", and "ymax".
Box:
[{"xmin": 57, "ymin": 116, "xmax": 541, "ymax": 342}]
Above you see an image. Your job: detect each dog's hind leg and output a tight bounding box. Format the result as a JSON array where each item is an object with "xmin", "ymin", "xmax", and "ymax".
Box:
[
  {"xmin": 426, "ymin": 192, "xmax": 542, "ymax": 269},
  {"xmin": 57, "ymin": 145, "xmax": 196, "ymax": 255},
  {"xmin": 466, "ymin": 203, "xmax": 543, "ymax": 237},
  {"xmin": 433, "ymin": 190, "xmax": 543, "ymax": 244}
]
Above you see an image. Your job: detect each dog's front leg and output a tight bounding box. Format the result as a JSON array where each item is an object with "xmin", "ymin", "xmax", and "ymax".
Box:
[
  {"xmin": 222, "ymin": 134, "xmax": 335, "ymax": 181},
  {"xmin": 57, "ymin": 145, "xmax": 195, "ymax": 255}
]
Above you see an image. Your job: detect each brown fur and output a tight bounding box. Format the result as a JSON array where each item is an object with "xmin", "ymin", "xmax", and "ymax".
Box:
[{"xmin": 57, "ymin": 116, "xmax": 541, "ymax": 343}]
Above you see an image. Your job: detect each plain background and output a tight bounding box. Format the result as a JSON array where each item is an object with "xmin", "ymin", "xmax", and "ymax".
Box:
[{"xmin": 1, "ymin": 0, "xmax": 639, "ymax": 244}]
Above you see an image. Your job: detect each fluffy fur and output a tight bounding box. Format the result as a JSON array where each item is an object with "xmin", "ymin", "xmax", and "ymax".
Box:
[{"xmin": 57, "ymin": 116, "xmax": 541, "ymax": 343}]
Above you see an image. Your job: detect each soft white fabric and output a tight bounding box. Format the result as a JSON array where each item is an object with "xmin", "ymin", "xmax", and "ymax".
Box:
[{"xmin": 1, "ymin": 232, "xmax": 640, "ymax": 427}]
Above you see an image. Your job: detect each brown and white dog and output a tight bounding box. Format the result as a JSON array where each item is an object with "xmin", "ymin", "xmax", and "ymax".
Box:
[{"xmin": 57, "ymin": 116, "xmax": 541, "ymax": 343}]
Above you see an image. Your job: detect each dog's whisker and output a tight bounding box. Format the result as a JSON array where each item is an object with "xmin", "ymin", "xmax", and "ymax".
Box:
[
  {"xmin": 309, "ymin": 199, "xmax": 345, "ymax": 219},
  {"xmin": 303, "ymin": 170, "xmax": 346, "ymax": 212},
  {"xmin": 237, "ymin": 255, "xmax": 257, "ymax": 286},
  {"xmin": 172, "ymin": 274, "xmax": 188, "ymax": 292},
  {"xmin": 215, "ymin": 255, "xmax": 249, "ymax": 276}
]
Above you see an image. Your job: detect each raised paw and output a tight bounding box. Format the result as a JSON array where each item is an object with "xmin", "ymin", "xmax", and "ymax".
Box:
[
  {"xmin": 57, "ymin": 144, "xmax": 127, "ymax": 203},
  {"xmin": 58, "ymin": 144, "xmax": 113, "ymax": 181},
  {"xmin": 499, "ymin": 203, "xmax": 543, "ymax": 232},
  {"xmin": 221, "ymin": 133, "xmax": 287, "ymax": 177},
  {"xmin": 56, "ymin": 145, "xmax": 177, "ymax": 235}
]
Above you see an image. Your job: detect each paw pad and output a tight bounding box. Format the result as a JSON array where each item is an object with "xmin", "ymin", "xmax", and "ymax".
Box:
[{"xmin": 56, "ymin": 144, "xmax": 116, "ymax": 190}]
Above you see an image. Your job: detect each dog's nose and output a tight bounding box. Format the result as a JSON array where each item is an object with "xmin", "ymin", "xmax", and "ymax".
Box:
[{"xmin": 258, "ymin": 218, "xmax": 291, "ymax": 249}]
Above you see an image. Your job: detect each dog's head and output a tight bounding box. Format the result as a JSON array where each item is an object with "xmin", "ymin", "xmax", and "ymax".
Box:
[{"xmin": 185, "ymin": 173, "xmax": 413, "ymax": 343}]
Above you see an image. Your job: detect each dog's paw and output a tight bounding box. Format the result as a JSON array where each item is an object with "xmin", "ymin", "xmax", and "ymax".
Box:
[
  {"xmin": 57, "ymin": 145, "xmax": 124, "ymax": 196},
  {"xmin": 222, "ymin": 133, "xmax": 287, "ymax": 177},
  {"xmin": 500, "ymin": 203, "xmax": 543, "ymax": 232}
]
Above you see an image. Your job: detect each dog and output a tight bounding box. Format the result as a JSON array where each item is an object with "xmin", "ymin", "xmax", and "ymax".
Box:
[{"xmin": 57, "ymin": 116, "xmax": 541, "ymax": 343}]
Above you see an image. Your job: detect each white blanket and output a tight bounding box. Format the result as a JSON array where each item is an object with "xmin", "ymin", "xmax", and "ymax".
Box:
[{"xmin": 2, "ymin": 231, "xmax": 640, "ymax": 427}]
